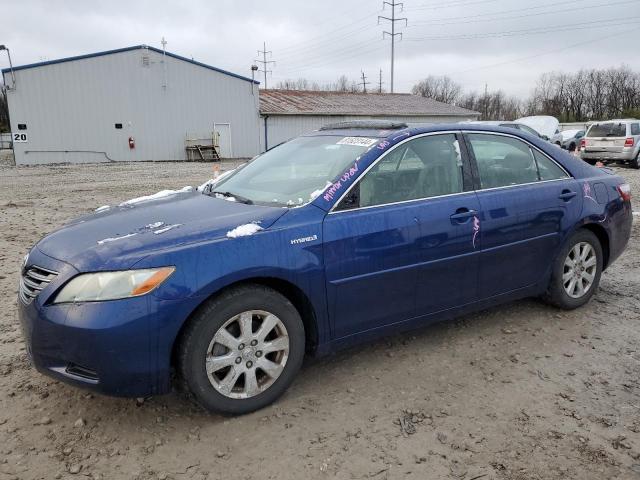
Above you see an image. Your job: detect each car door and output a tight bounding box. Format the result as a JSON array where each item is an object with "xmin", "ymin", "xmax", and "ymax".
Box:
[
  {"xmin": 323, "ymin": 133, "xmax": 479, "ymax": 339},
  {"xmin": 464, "ymin": 132, "xmax": 582, "ymax": 299}
]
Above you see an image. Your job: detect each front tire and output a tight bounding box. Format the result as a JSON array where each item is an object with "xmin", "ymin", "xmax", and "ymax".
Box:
[
  {"xmin": 544, "ymin": 229, "xmax": 603, "ymax": 310},
  {"xmin": 177, "ymin": 285, "xmax": 305, "ymax": 415}
]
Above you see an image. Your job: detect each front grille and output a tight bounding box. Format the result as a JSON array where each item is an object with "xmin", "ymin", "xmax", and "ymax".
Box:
[{"xmin": 19, "ymin": 265, "xmax": 58, "ymax": 305}]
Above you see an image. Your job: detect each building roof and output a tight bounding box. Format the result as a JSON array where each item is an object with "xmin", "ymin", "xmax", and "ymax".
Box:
[
  {"xmin": 1, "ymin": 45, "xmax": 258, "ymax": 84},
  {"xmin": 259, "ymin": 89, "xmax": 479, "ymax": 117}
]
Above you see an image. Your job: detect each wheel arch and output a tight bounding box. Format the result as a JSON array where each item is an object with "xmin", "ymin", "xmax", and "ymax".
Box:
[
  {"xmin": 171, "ymin": 277, "xmax": 320, "ymax": 369},
  {"xmin": 580, "ymin": 223, "xmax": 610, "ymax": 269}
]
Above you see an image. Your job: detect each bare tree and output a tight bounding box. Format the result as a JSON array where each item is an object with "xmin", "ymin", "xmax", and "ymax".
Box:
[
  {"xmin": 411, "ymin": 75, "xmax": 462, "ymax": 104},
  {"xmin": 274, "ymin": 75, "xmax": 360, "ymax": 93}
]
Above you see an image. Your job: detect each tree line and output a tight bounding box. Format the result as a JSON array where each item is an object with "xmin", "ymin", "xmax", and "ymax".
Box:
[
  {"xmin": 413, "ymin": 66, "xmax": 640, "ymax": 121},
  {"xmin": 275, "ymin": 65, "xmax": 640, "ymax": 122}
]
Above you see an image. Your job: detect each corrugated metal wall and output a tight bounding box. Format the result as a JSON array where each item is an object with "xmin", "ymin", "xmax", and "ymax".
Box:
[
  {"xmin": 262, "ymin": 114, "xmax": 480, "ymax": 149},
  {"xmin": 6, "ymin": 48, "xmax": 261, "ymax": 165}
]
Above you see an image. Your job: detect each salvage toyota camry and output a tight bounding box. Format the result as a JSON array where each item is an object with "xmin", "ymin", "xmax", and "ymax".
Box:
[{"xmin": 18, "ymin": 121, "xmax": 632, "ymax": 414}]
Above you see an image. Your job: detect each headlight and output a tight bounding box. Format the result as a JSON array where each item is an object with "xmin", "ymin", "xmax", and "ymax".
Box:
[{"xmin": 53, "ymin": 267, "xmax": 175, "ymax": 303}]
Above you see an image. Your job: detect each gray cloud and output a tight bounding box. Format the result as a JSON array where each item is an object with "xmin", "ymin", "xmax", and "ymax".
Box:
[{"xmin": 3, "ymin": 0, "xmax": 640, "ymax": 97}]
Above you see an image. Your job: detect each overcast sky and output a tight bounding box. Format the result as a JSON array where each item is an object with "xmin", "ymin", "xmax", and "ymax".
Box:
[{"xmin": 3, "ymin": 0, "xmax": 640, "ymax": 97}]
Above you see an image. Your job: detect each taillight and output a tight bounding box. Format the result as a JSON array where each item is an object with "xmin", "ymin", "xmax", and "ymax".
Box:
[
  {"xmin": 617, "ymin": 183, "xmax": 631, "ymax": 202},
  {"xmin": 624, "ymin": 137, "xmax": 634, "ymax": 147},
  {"xmin": 580, "ymin": 139, "xmax": 586, "ymax": 149}
]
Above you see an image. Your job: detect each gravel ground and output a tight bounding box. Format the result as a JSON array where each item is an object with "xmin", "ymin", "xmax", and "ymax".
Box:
[{"xmin": 0, "ymin": 161, "xmax": 639, "ymax": 480}]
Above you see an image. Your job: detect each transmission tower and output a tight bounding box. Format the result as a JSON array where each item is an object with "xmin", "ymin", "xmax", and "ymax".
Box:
[
  {"xmin": 378, "ymin": 1, "xmax": 407, "ymax": 93},
  {"xmin": 255, "ymin": 41, "xmax": 275, "ymax": 89}
]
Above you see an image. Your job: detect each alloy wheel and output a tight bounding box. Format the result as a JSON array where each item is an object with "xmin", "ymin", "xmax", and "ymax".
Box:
[
  {"xmin": 563, "ymin": 242, "xmax": 597, "ymax": 299},
  {"xmin": 205, "ymin": 310, "xmax": 290, "ymax": 399}
]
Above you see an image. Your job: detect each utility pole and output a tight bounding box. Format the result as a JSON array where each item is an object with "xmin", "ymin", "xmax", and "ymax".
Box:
[
  {"xmin": 378, "ymin": 1, "xmax": 407, "ymax": 93},
  {"xmin": 255, "ymin": 42, "xmax": 275, "ymax": 89},
  {"xmin": 359, "ymin": 71, "xmax": 371, "ymax": 93},
  {"xmin": 484, "ymin": 83, "xmax": 488, "ymax": 120},
  {"xmin": 161, "ymin": 37, "xmax": 168, "ymax": 89},
  {"xmin": 378, "ymin": 68, "xmax": 384, "ymax": 93}
]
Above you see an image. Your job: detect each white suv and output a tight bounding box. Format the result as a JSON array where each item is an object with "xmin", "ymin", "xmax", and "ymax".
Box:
[{"xmin": 580, "ymin": 119, "xmax": 640, "ymax": 169}]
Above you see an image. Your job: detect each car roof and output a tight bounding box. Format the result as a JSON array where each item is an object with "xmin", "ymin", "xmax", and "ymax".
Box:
[{"xmin": 313, "ymin": 122, "xmax": 545, "ymax": 139}]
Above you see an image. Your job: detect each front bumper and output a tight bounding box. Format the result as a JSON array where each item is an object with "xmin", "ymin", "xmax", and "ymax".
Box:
[{"xmin": 18, "ymin": 249, "xmax": 201, "ymax": 398}]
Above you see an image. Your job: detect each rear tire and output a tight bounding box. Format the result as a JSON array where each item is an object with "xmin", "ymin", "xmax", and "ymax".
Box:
[
  {"xmin": 177, "ymin": 285, "xmax": 305, "ymax": 415},
  {"xmin": 544, "ymin": 229, "xmax": 603, "ymax": 310},
  {"xmin": 631, "ymin": 153, "xmax": 639, "ymax": 169}
]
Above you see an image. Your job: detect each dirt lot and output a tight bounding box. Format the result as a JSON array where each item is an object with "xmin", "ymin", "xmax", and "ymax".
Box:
[{"xmin": 0, "ymin": 161, "xmax": 639, "ymax": 480}]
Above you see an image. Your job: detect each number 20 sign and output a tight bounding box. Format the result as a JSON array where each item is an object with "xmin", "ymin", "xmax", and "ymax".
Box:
[{"xmin": 13, "ymin": 132, "xmax": 28, "ymax": 143}]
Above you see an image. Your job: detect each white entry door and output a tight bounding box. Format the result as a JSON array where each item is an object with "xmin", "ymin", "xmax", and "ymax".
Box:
[{"xmin": 213, "ymin": 123, "xmax": 232, "ymax": 158}]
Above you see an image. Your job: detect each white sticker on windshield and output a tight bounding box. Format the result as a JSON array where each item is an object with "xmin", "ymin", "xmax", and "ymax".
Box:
[{"xmin": 337, "ymin": 137, "xmax": 378, "ymax": 147}]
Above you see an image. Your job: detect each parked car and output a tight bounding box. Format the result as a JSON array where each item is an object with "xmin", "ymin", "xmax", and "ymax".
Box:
[
  {"xmin": 18, "ymin": 121, "xmax": 633, "ymax": 414},
  {"xmin": 560, "ymin": 129, "xmax": 585, "ymax": 151},
  {"xmin": 580, "ymin": 119, "xmax": 640, "ymax": 168},
  {"xmin": 516, "ymin": 116, "xmax": 563, "ymax": 146}
]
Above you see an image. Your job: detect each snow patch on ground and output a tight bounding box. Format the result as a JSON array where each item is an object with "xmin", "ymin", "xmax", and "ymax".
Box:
[
  {"xmin": 119, "ymin": 186, "xmax": 193, "ymax": 207},
  {"xmin": 153, "ymin": 224, "xmax": 182, "ymax": 234},
  {"xmin": 226, "ymin": 223, "xmax": 263, "ymax": 238},
  {"xmin": 97, "ymin": 233, "xmax": 138, "ymax": 245},
  {"xmin": 95, "ymin": 205, "xmax": 111, "ymax": 213}
]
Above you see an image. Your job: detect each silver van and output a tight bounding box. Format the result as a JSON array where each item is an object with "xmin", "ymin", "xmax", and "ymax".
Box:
[{"xmin": 580, "ymin": 119, "xmax": 640, "ymax": 169}]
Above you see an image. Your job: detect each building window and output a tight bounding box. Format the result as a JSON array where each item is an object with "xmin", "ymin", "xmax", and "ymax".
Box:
[
  {"xmin": 17, "ymin": 124, "xmax": 27, "ymax": 130},
  {"xmin": 115, "ymin": 123, "xmax": 123, "ymax": 129}
]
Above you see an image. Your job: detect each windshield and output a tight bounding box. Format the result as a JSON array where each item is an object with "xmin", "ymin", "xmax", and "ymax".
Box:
[
  {"xmin": 587, "ymin": 123, "xmax": 627, "ymax": 137},
  {"xmin": 212, "ymin": 135, "xmax": 377, "ymax": 207}
]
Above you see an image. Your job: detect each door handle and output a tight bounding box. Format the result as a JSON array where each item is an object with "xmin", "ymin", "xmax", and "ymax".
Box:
[
  {"xmin": 558, "ymin": 190, "xmax": 577, "ymax": 201},
  {"xmin": 450, "ymin": 208, "xmax": 477, "ymax": 224}
]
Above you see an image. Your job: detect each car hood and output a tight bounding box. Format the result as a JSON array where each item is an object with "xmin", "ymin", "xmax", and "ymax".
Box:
[
  {"xmin": 516, "ymin": 116, "xmax": 560, "ymax": 139},
  {"xmin": 35, "ymin": 191, "xmax": 287, "ymax": 271}
]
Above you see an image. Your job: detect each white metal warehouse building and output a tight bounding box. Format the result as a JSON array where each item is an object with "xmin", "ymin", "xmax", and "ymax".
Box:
[
  {"xmin": 259, "ymin": 90, "xmax": 480, "ymax": 149},
  {"xmin": 2, "ymin": 45, "xmax": 261, "ymax": 165}
]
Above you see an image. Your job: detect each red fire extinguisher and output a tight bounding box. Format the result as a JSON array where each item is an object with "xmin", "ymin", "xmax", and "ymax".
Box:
[{"xmin": 128, "ymin": 137, "xmax": 135, "ymax": 149}]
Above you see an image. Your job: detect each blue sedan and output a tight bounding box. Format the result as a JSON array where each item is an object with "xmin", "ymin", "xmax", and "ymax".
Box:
[{"xmin": 18, "ymin": 121, "xmax": 633, "ymax": 414}]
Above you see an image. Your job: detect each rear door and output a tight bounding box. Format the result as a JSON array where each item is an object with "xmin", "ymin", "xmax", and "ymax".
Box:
[
  {"xmin": 323, "ymin": 132, "xmax": 479, "ymax": 339},
  {"xmin": 584, "ymin": 122, "xmax": 628, "ymax": 155},
  {"xmin": 464, "ymin": 132, "xmax": 582, "ymax": 298}
]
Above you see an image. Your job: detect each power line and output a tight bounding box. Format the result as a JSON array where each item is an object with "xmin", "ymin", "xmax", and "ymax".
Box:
[
  {"xmin": 255, "ymin": 41, "xmax": 275, "ymax": 89},
  {"xmin": 276, "ymin": 10, "xmax": 380, "ymax": 56},
  {"xmin": 407, "ymin": 0, "xmax": 500, "ymax": 12},
  {"xmin": 378, "ymin": 1, "xmax": 407, "ymax": 93},
  {"xmin": 407, "ymin": 0, "xmax": 638, "ymax": 27},
  {"xmin": 444, "ymin": 26, "xmax": 638, "ymax": 77},
  {"xmin": 405, "ymin": 16, "xmax": 640, "ymax": 41}
]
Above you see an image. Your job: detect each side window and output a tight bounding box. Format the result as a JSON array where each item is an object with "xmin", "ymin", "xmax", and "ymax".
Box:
[
  {"xmin": 532, "ymin": 149, "xmax": 569, "ymax": 181},
  {"xmin": 632, "ymin": 124, "xmax": 640, "ymax": 136},
  {"xmin": 353, "ymin": 134, "xmax": 464, "ymax": 208},
  {"xmin": 467, "ymin": 134, "xmax": 539, "ymax": 189}
]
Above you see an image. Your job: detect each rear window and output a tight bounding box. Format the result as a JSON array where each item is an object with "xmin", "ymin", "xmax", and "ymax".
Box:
[
  {"xmin": 632, "ymin": 124, "xmax": 640, "ymax": 135},
  {"xmin": 587, "ymin": 123, "xmax": 627, "ymax": 138}
]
